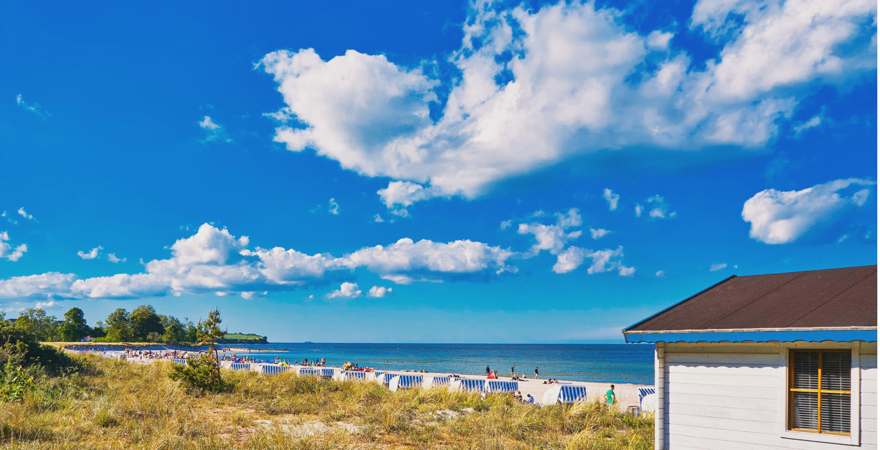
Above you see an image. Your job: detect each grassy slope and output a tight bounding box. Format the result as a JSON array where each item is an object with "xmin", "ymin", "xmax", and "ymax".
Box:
[{"xmin": 0, "ymin": 356, "xmax": 652, "ymax": 449}]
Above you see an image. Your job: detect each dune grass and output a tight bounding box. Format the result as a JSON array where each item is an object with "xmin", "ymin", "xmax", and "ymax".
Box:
[{"xmin": 0, "ymin": 355, "xmax": 652, "ymax": 449}]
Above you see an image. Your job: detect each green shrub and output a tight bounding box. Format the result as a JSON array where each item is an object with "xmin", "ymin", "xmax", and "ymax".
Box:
[
  {"xmin": 0, "ymin": 360, "xmax": 36, "ymax": 402},
  {"xmin": 168, "ymin": 353, "xmax": 229, "ymax": 394}
]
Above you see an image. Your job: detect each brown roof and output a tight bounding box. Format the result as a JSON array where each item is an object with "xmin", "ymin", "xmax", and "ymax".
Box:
[{"xmin": 626, "ymin": 265, "xmax": 877, "ymax": 332}]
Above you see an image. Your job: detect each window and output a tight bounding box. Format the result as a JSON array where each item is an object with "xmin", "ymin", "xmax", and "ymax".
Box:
[{"xmin": 788, "ymin": 350, "xmax": 851, "ymax": 435}]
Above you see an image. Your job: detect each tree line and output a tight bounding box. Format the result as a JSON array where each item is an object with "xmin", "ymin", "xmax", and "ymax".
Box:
[{"xmin": 4, "ymin": 305, "xmax": 201, "ymax": 343}]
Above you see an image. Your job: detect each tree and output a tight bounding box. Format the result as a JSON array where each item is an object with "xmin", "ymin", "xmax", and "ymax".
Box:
[
  {"xmin": 197, "ymin": 309, "xmax": 224, "ymax": 356},
  {"xmin": 130, "ymin": 305, "xmax": 163, "ymax": 342},
  {"xmin": 159, "ymin": 315, "xmax": 186, "ymax": 344},
  {"xmin": 104, "ymin": 308, "xmax": 131, "ymax": 341},
  {"xmin": 14, "ymin": 309, "xmax": 59, "ymax": 342},
  {"xmin": 59, "ymin": 307, "xmax": 90, "ymax": 342},
  {"xmin": 169, "ymin": 309, "xmax": 228, "ymax": 394}
]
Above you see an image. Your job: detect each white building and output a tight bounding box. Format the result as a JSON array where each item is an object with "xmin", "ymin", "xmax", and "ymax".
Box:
[{"xmin": 624, "ymin": 265, "xmax": 877, "ymax": 449}]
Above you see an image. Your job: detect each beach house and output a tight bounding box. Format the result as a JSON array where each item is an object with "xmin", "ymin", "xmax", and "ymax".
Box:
[{"xmin": 624, "ymin": 265, "xmax": 877, "ymax": 449}]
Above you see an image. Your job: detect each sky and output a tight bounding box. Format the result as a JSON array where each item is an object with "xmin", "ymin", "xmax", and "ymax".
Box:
[{"xmin": 0, "ymin": 0, "xmax": 876, "ymax": 343}]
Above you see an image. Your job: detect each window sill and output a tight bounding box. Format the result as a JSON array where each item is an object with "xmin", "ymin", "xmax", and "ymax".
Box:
[{"xmin": 781, "ymin": 430, "xmax": 857, "ymax": 446}]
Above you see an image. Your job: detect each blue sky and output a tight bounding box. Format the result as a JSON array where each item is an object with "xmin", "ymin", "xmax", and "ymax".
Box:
[{"xmin": 0, "ymin": 0, "xmax": 876, "ymax": 343}]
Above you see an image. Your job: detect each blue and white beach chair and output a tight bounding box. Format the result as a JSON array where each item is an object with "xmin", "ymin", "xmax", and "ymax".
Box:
[
  {"xmin": 320, "ymin": 368, "xmax": 335, "ymax": 379},
  {"xmin": 230, "ymin": 362, "xmax": 251, "ymax": 371},
  {"xmin": 261, "ymin": 364, "xmax": 289, "ymax": 375},
  {"xmin": 172, "ymin": 358, "xmax": 187, "ymax": 366},
  {"xmin": 459, "ymin": 378, "xmax": 486, "ymax": 392},
  {"xmin": 389, "ymin": 374, "xmax": 423, "ymax": 391},
  {"xmin": 486, "ymin": 380, "xmax": 518, "ymax": 393},
  {"xmin": 343, "ymin": 371, "xmax": 367, "ymax": 381},
  {"xmin": 558, "ymin": 385, "xmax": 588, "ymax": 403},
  {"xmin": 431, "ymin": 376, "xmax": 451, "ymax": 388},
  {"xmin": 299, "ymin": 367, "xmax": 321, "ymax": 377},
  {"xmin": 381, "ymin": 373, "xmax": 396, "ymax": 386},
  {"xmin": 638, "ymin": 386, "xmax": 657, "ymax": 413}
]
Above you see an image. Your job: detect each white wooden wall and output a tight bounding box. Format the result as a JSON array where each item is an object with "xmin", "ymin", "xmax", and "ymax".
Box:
[{"xmin": 660, "ymin": 343, "xmax": 877, "ymax": 450}]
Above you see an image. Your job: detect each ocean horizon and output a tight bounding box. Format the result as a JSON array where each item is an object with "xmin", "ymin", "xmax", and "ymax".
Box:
[{"xmin": 219, "ymin": 342, "xmax": 655, "ymax": 385}]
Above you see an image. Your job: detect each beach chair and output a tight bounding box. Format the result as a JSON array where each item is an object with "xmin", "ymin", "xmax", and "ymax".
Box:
[
  {"xmin": 172, "ymin": 358, "xmax": 187, "ymax": 366},
  {"xmin": 320, "ymin": 368, "xmax": 335, "ymax": 379},
  {"xmin": 230, "ymin": 362, "xmax": 251, "ymax": 371},
  {"xmin": 486, "ymin": 380, "xmax": 518, "ymax": 393},
  {"xmin": 343, "ymin": 371, "xmax": 367, "ymax": 381},
  {"xmin": 299, "ymin": 367, "xmax": 321, "ymax": 377},
  {"xmin": 431, "ymin": 376, "xmax": 451, "ymax": 388},
  {"xmin": 558, "ymin": 385, "xmax": 587, "ymax": 403},
  {"xmin": 638, "ymin": 387, "xmax": 657, "ymax": 414},
  {"xmin": 260, "ymin": 364, "xmax": 289, "ymax": 375},
  {"xmin": 381, "ymin": 373, "xmax": 396, "ymax": 386},
  {"xmin": 459, "ymin": 378, "xmax": 486, "ymax": 393},
  {"xmin": 389, "ymin": 374, "xmax": 423, "ymax": 391}
]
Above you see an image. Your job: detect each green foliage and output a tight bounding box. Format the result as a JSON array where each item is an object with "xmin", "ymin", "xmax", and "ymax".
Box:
[
  {"xmin": 59, "ymin": 307, "xmax": 91, "ymax": 342},
  {"xmin": 196, "ymin": 309, "xmax": 224, "ymax": 348},
  {"xmin": 159, "ymin": 315, "xmax": 187, "ymax": 344},
  {"xmin": 220, "ymin": 333, "xmax": 268, "ymax": 343},
  {"xmin": 0, "ymin": 319, "xmax": 76, "ymax": 376},
  {"xmin": 0, "ymin": 360, "xmax": 36, "ymax": 402},
  {"xmin": 104, "ymin": 308, "xmax": 131, "ymax": 341},
  {"xmin": 13, "ymin": 308, "xmax": 60, "ymax": 342},
  {"xmin": 130, "ymin": 305, "xmax": 164, "ymax": 341},
  {"xmin": 168, "ymin": 353, "xmax": 229, "ymax": 394}
]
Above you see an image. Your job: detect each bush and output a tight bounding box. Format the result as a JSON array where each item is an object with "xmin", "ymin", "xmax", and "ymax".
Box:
[
  {"xmin": 0, "ymin": 360, "xmax": 36, "ymax": 402},
  {"xmin": 0, "ymin": 321, "xmax": 78, "ymax": 376},
  {"xmin": 168, "ymin": 353, "xmax": 229, "ymax": 394}
]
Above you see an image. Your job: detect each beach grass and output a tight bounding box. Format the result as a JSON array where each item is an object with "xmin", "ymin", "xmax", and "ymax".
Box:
[{"xmin": 0, "ymin": 355, "xmax": 652, "ymax": 449}]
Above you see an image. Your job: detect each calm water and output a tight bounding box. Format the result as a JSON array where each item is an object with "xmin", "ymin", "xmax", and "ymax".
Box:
[{"xmin": 219, "ymin": 343, "xmax": 655, "ymax": 385}]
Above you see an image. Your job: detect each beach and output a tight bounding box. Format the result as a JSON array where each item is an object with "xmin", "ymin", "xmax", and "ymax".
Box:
[{"xmin": 61, "ymin": 343, "xmax": 654, "ymax": 411}]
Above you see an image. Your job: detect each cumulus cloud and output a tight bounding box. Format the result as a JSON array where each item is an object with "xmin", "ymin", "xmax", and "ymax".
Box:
[
  {"xmin": 107, "ymin": 253, "xmax": 126, "ymax": 264},
  {"xmin": 77, "ymin": 246, "xmax": 102, "ymax": 260},
  {"xmin": 0, "ymin": 232, "xmax": 27, "ymax": 262},
  {"xmin": 17, "ymin": 207, "xmax": 35, "ymax": 221},
  {"xmin": 603, "ymin": 188, "xmax": 620, "ymax": 211},
  {"xmin": 0, "ymin": 223, "xmax": 514, "ymax": 300},
  {"xmin": 327, "ymin": 282, "xmax": 362, "ymax": 299},
  {"xmin": 655, "ymin": 270, "xmax": 665, "ymax": 278},
  {"xmin": 589, "ymin": 228, "xmax": 611, "ymax": 240},
  {"xmin": 552, "ymin": 245, "xmax": 634, "ymax": 276},
  {"xmin": 367, "ymin": 285, "xmax": 392, "ymax": 298},
  {"xmin": 742, "ymin": 178, "xmax": 874, "ymax": 244},
  {"xmin": 636, "ymin": 195, "xmax": 676, "ymax": 219},
  {"xmin": 517, "ymin": 208, "xmax": 582, "ymax": 255},
  {"xmin": 198, "ymin": 115, "xmax": 232, "ymax": 143},
  {"xmin": 260, "ymin": 0, "xmax": 875, "ymax": 208}
]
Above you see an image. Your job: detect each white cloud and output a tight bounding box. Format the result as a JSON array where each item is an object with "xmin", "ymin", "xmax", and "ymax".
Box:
[
  {"xmin": 77, "ymin": 246, "xmax": 102, "ymax": 260},
  {"xmin": 709, "ymin": 262, "xmax": 728, "ymax": 272},
  {"xmin": 198, "ymin": 115, "xmax": 232, "ymax": 143},
  {"xmin": 328, "ymin": 197, "xmax": 341, "ymax": 215},
  {"xmin": 602, "ymin": 188, "xmax": 620, "ymax": 211},
  {"xmin": 742, "ymin": 178, "xmax": 874, "ymax": 244},
  {"xmin": 517, "ymin": 208, "xmax": 582, "ymax": 255},
  {"xmin": 377, "ymin": 181, "xmax": 442, "ymax": 211},
  {"xmin": 637, "ymin": 195, "xmax": 676, "ymax": 219},
  {"xmin": 589, "ymin": 228, "xmax": 611, "ymax": 239},
  {"xmin": 793, "ymin": 114, "xmax": 824, "ymax": 136},
  {"xmin": 0, "ymin": 232, "xmax": 27, "ymax": 262},
  {"xmin": 552, "ymin": 245, "xmax": 633, "ymax": 277},
  {"xmin": 17, "ymin": 207, "xmax": 34, "ymax": 221},
  {"xmin": 367, "ymin": 285, "xmax": 392, "ymax": 298},
  {"xmin": 0, "ymin": 223, "xmax": 514, "ymax": 300},
  {"xmin": 646, "ymin": 30, "xmax": 674, "ymax": 50},
  {"xmin": 372, "ymin": 214, "xmax": 385, "ymax": 223},
  {"xmin": 260, "ymin": 1, "xmax": 874, "ymax": 208},
  {"xmin": 655, "ymin": 270, "xmax": 665, "ymax": 278},
  {"xmin": 15, "ymin": 94, "xmax": 49, "ymax": 118},
  {"xmin": 107, "ymin": 253, "xmax": 126, "ymax": 263},
  {"xmin": 328, "ymin": 282, "xmax": 362, "ymax": 299}
]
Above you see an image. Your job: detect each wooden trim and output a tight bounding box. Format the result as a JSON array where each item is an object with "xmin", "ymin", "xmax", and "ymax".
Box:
[{"xmin": 786, "ymin": 349, "xmax": 852, "ymax": 435}]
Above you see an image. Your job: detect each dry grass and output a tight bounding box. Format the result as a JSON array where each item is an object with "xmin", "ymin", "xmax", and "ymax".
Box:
[{"xmin": 0, "ymin": 355, "xmax": 652, "ymax": 449}]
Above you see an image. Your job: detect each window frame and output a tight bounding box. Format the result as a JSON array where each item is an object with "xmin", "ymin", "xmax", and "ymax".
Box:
[{"xmin": 779, "ymin": 342, "xmax": 861, "ymax": 446}]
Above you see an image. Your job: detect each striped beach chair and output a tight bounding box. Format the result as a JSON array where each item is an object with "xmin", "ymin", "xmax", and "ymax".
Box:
[
  {"xmin": 459, "ymin": 378, "xmax": 485, "ymax": 392},
  {"xmin": 343, "ymin": 371, "xmax": 367, "ymax": 381},
  {"xmin": 381, "ymin": 373, "xmax": 396, "ymax": 386},
  {"xmin": 396, "ymin": 374, "xmax": 423, "ymax": 390},
  {"xmin": 299, "ymin": 367, "xmax": 321, "ymax": 377},
  {"xmin": 172, "ymin": 358, "xmax": 187, "ymax": 365},
  {"xmin": 320, "ymin": 368, "xmax": 335, "ymax": 379},
  {"xmin": 261, "ymin": 364, "xmax": 290, "ymax": 375},
  {"xmin": 558, "ymin": 385, "xmax": 587, "ymax": 403},
  {"xmin": 431, "ymin": 376, "xmax": 451, "ymax": 387},
  {"xmin": 230, "ymin": 362, "xmax": 251, "ymax": 371},
  {"xmin": 638, "ymin": 387, "xmax": 656, "ymax": 413},
  {"xmin": 486, "ymin": 380, "xmax": 518, "ymax": 393}
]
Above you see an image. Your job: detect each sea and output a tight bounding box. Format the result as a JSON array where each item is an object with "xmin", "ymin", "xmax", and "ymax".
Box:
[{"xmin": 219, "ymin": 343, "xmax": 655, "ymax": 385}]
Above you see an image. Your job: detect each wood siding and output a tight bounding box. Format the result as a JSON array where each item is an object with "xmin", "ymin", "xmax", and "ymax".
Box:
[{"xmin": 662, "ymin": 344, "xmax": 876, "ymax": 449}]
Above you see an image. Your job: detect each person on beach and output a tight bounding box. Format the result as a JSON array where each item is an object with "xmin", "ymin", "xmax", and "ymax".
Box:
[
  {"xmin": 485, "ymin": 365, "xmax": 491, "ymax": 376},
  {"xmin": 534, "ymin": 367, "xmax": 539, "ymax": 378},
  {"xmin": 605, "ymin": 384, "xmax": 616, "ymax": 406},
  {"xmin": 525, "ymin": 393, "xmax": 535, "ymax": 404},
  {"xmin": 510, "ymin": 365, "xmax": 515, "ymax": 377}
]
